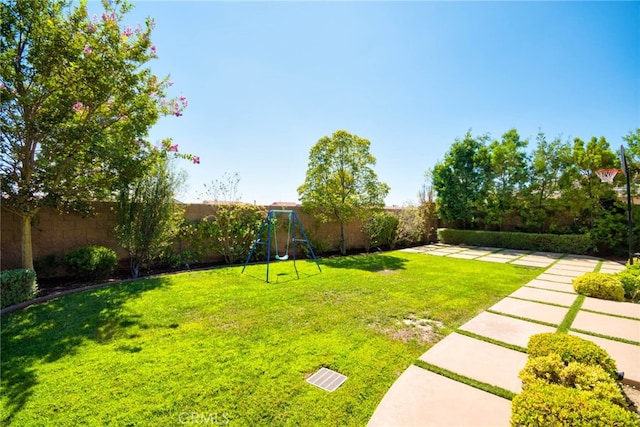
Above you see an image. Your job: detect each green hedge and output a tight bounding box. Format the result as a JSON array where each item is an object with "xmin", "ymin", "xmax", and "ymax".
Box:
[
  {"xmin": 437, "ymin": 228, "xmax": 593, "ymax": 254},
  {"xmin": 573, "ymin": 272, "xmax": 625, "ymax": 302},
  {"xmin": 1, "ymin": 268, "xmax": 38, "ymax": 308},
  {"xmin": 512, "ymin": 383, "xmax": 639, "ymax": 426},
  {"xmin": 62, "ymin": 245, "xmax": 118, "ymax": 280}
]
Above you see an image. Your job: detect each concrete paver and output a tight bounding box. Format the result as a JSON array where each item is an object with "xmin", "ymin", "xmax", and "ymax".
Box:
[
  {"xmin": 418, "ymin": 333, "xmax": 527, "ymax": 393},
  {"xmin": 459, "ymin": 311, "xmax": 556, "ymax": 348},
  {"xmin": 570, "ymin": 331, "xmax": 640, "ymax": 387},
  {"xmin": 543, "ymin": 267, "xmax": 588, "ymax": 277},
  {"xmin": 489, "ymin": 298, "xmax": 568, "ymax": 325},
  {"xmin": 511, "ymin": 259, "xmax": 553, "ymax": 267},
  {"xmin": 448, "ymin": 253, "xmax": 481, "ymax": 259},
  {"xmin": 480, "ymin": 256, "xmax": 513, "ymax": 263},
  {"xmin": 525, "ymin": 279, "xmax": 576, "ymax": 293},
  {"xmin": 599, "ymin": 261, "xmax": 626, "ymax": 274},
  {"xmin": 581, "ymin": 297, "xmax": 640, "ymax": 319},
  {"xmin": 509, "ymin": 287, "xmax": 577, "ymax": 307},
  {"xmin": 572, "ymin": 311, "xmax": 640, "ymax": 342},
  {"xmin": 367, "ymin": 366, "xmax": 512, "ymax": 427},
  {"xmin": 535, "ymin": 273, "xmax": 574, "ymax": 284}
]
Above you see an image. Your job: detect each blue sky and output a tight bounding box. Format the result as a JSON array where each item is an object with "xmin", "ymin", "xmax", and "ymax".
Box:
[{"xmin": 109, "ymin": 1, "xmax": 639, "ymax": 206}]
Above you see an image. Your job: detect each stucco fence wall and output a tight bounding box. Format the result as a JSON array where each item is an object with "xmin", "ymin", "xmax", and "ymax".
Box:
[{"xmin": 1, "ymin": 203, "xmax": 396, "ymax": 272}]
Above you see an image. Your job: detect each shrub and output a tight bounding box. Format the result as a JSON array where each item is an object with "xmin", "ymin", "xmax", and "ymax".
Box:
[
  {"xmin": 392, "ymin": 204, "xmax": 425, "ymax": 248},
  {"xmin": 573, "ymin": 272, "xmax": 625, "ymax": 302},
  {"xmin": 511, "ymin": 383, "xmax": 640, "ymax": 426},
  {"xmin": 1, "ymin": 269, "xmax": 38, "ymax": 308},
  {"xmin": 527, "ymin": 333, "xmax": 618, "ymax": 378},
  {"xmin": 519, "ymin": 354, "xmax": 626, "ymax": 406},
  {"xmin": 34, "ymin": 254, "xmax": 60, "ymax": 279},
  {"xmin": 362, "ymin": 211, "xmax": 398, "ymax": 252},
  {"xmin": 193, "ymin": 204, "xmax": 268, "ymax": 265},
  {"xmin": 436, "ymin": 228, "xmax": 593, "ymax": 254},
  {"xmin": 62, "ymin": 246, "xmax": 118, "ymax": 280},
  {"xmin": 617, "ymin": 267, "xmax": 640, "ymax": 302}
]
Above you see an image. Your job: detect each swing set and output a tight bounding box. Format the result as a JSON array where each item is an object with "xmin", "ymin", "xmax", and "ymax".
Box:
[{"xmin": 242, "ymin": 210, "xmax": 321, "ymax": 282}]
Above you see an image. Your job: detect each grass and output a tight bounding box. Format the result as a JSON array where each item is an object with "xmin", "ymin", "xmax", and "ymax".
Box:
[
  {"xmin": 414, "ymin": 360, "xmax": 516, "ymax": 401},
  {"xmin": 1, "ymin": 251, "xmax": 541, "ymax": 426}
]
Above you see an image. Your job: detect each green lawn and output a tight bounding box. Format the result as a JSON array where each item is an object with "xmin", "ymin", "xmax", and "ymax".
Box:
[{"xmin": 1, "ymin": 252, "xmax": 541, "ymax": 426}]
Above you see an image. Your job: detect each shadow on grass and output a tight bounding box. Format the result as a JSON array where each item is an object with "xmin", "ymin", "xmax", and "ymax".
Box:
[
  {"xmin": 321, "ymin": 254, "xmax": 409, "ymax": 272},
  {"xmin": 0, "ymin": 277, "xmax": 170, "ymax": 424}
]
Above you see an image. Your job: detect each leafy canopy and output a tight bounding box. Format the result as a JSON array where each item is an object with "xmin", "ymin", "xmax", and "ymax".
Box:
[
  {"xmin": 1, "ymin": 0, "xmax": 193, "ymax": 268},
  {"xmin": 298, "ymin": 130, "xmax": 389, "ymax": 254}
]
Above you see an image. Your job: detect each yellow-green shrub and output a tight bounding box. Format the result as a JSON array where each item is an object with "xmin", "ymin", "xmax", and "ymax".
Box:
[
  {"xmin": 572, "ymin": 272, "xmax": 625, "ymax": 301},
  {"xmin": 519, "ymin": 354, "xmax": 626, "ymax": 406},
  {"xmin": 527, "ymin": 333, "xmax": 618, "ymax": 378},
  {"xmin": 511, "ymin": 383, "xmax": 640, "ymax": 426}
]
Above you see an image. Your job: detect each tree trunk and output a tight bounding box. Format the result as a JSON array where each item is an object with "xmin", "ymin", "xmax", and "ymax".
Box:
[
  {"xmin": 339, "ymin": 221, "xmax": 346, "ymax": 255},
  {"xmin": 21, "ymin": 214, "xmax": 34, "ymax": 269}
]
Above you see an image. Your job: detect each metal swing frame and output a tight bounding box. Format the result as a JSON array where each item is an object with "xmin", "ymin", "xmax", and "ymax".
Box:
[{"xmin": 241, "ymin": 210, "xmax": 322, "ymax": 282}]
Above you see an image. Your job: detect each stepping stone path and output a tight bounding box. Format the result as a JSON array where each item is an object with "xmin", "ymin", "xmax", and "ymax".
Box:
[{"xmin": 368, "ymin": 245, "xmax": 640, "ymax": 426}]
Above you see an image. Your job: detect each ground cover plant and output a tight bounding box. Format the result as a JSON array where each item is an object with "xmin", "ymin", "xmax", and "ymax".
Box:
[{"xmin": 1, "ymin": 252, "xmax": 541, "ymax": 426}]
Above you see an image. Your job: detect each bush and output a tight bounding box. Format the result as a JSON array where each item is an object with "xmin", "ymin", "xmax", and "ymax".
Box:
[
  {"xmin": 192, "ymin": 204, "xmax": 268, "ymax": 265},
  {"xmin": 511, "ymin": 383, "xmax": 640, "ymax": 426},
  {"xmin": 62, "ymin": 245, "xmax": 118, "ymax": 280},
  {"xmin": 34, "ymin": 254, "xmax": 60, "ymax": 279},
  {"xmin": 617, "ymin": 266, "xmax": 640, "ymax": 302},
  {"xmin": 392, "ymin": 204, "xmax": 425, "ymax": 248},
  {"xmin": 573, "ymin": 272, "xmax": 625, "ymax": 302},
  {"xmin": 519, "ymin": 354, "xmax": 626, "ymax": 406},
  {"xmin": 362, "ymin": 211, "xmax": 398, "ymax": 252},
  {"xmin": 1, "ymin": 268, "xmax": 38, "ymax": 308},
  {"xmin": 436, "ymin": 228, "xmax": 593, "ymax": 254},
  {"xmin": 527, "ymin": 333, "xmax": 618, "ymax": 378}
]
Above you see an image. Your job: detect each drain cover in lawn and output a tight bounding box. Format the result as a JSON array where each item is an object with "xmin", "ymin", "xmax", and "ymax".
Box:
[{"xmin": 306, "ymin": 368, "xmax": 348, "ymax": 392}]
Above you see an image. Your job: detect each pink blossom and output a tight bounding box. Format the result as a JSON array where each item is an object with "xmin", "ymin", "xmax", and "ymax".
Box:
[
  {"xmin": 87, "ymin": 23, "xmax": 97, "ymax": 33},
  {"xmin": 122, "ymin": 25, "xmax": 133, "ymax": 37},
  {"xmin": 173, "ymin": 109, "xmax": 182, "ymax": 117},
  {"xmin": 136, "ymin": 140, "xmax": 144, "ymax": 146},
  {"xmin": 150, "ymin": 45, "xmax": 156, "ymax": 54},
  {"xmin": 179, "ymin": 96, "xmax": 188, "ymax": 107},
  {"xmin": 93, "ymin": 14, "xmax": 98, "ymax": 22},
  {"xmin": 192, "ymin": 156, "xmax": 200, "ymax": 165},
  {"xmin": 168, "ymin": 81, "xmax": 174, "ymax": 86},
  {"xmin": 72, "ymin": 102, "xmax": 84, "ymax": 112},
  {"xmin": 83, "ymin": 45, "xmax": 92, "ymax": 55},
  {"xmin": 168, "ymin": 144, "xmax": 178, "ymax": 152}
]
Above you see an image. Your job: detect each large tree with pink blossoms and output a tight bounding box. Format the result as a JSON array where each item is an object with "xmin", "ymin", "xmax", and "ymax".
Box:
[{"xmin": 0, "ymin": 0, "xmax": 193, "ymax": 269}]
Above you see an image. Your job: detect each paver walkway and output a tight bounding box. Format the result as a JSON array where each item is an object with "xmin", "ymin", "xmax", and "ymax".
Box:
[{"xmin": 368, "ymin": 244, "xmax": 640, "ymax": 427}]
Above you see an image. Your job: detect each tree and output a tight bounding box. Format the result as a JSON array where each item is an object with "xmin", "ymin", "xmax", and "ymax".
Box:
[
  {"xmin": 0, "ymin": 0, "xmax": 192, "ymax": 269},
  {"xmin": 115, "ymin": 156, "xmax": 185, "ymax": 278},
  {"xmin": 566, "ymin": 136, "xmax": 618, "ymax": 230},
  {"xmin": 432, "ymin": 131, "xmax": 491, "ymax": 229},
  {"xmin": 485, "ymin": 129, "xmax": 529, "ymax": 230},
  {"xmin": 202, "ymin": 172, "xmax": 242, "ymax": 203},
  {"xmin": 297, "ymin": 130, "xmax": 390, "ymax": 255},
  {"xmin": 520, "ymin": 132, "xmax": 572, "ymax": 232}
]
